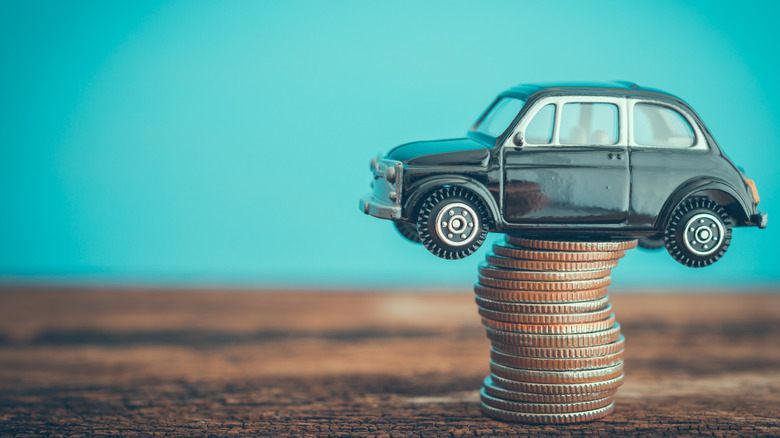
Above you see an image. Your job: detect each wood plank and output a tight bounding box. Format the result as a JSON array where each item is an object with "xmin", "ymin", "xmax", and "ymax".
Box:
[{"xmin": 1, "ymin": 288, "xmax": 779, "ymax": 436}]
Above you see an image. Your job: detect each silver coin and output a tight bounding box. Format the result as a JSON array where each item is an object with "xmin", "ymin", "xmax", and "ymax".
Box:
[
  {"xmin": 477, "ymin": 273, "xmax": 612, "ymax": 292},
  {"xmin": 490, "ymin": 359, "xmax": 624, "ymax": 384},
  {"xmin": 478, "ymin": 303, "xmax": 613, "ymax": 324},
  {"xmin": 485, "ymin": 323, "xmax": 621, "ymax": 348},
  {"xmin": 480, "ymin": 388, "xmax": 614, "ymax": 414},
  {"xmin": 489, "ymin": 372, "xmax": 625, "ymax": 395},
  {"xmin": 491, "ymin": 335, "xmax": 626, "ymax": 359},
  {"xmin": 475, "ymin": 295, "xmax": 610, "ymax": 314},
  {"xmin": 481, "ymin": 314, "xmax": 616, "ymax": 335},
  {"xmin": 480, "ymin": 401, "xmax": 615, "ymax": 424},
  {"xmin": 482, "ymin": 376, "xmax": 618, "ymax": 403},
  {"xmin": 490, "ymin": 347, "xmax": 624, "ymax": 371}
]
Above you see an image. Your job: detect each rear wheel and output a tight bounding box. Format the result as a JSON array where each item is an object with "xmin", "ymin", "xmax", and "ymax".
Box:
[
  {"xmin": 417, "ymin": 187, "xmax": 490, "ymax": 260},
  {"xmin": 664, "ymin": 197, "xmax": 732, "ymax": 267}
]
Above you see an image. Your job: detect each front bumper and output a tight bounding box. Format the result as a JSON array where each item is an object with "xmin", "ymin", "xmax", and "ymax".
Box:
[
  {"xmin": 359, "ymin": 158, "xmax": 403, "ymax": 221},
  {"xmin": 360, "ymin": 193, "xmax": 401, "ymax": 220}
]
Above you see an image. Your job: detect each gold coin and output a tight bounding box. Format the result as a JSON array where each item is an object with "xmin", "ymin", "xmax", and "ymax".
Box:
[
  {"xmin": 482, "ymin": 376, "xmax": 618, "ymax": 403},
  {"xmin": 494, "ymin": 242, "xmax": 626, "ymax": 262},
  {"xmin": 478, "ymin": 263, "xmax": 611, "ymax": 281},
  {"xmin": 475, "ymin": 284, "xmax": 608, "ymax": 303},
  {"xmin": 481, "ymin": 315, "xmax": 616, "ymax": 334},
  {"xmin": 506, "ymin": 236, "xmax": 639, "ymax": 252},
  {"xmin": 490, "ymin": 360, "xmax": 624, "ymax": 384},
  {"xmin": 480, "ymin": 400, "xmax": 615, "ymax": 424},
  {"xmin": 480, "ymin": 389, "xmax": 613, "ymax": 414},
  {"xmin": 489, "ymin": 372, "xmax": 624, "ymax": 395},
  {"xmin": 490, "ymin": 348, "xmax": 624, "ymax": 371},
  {"xmin": 475, "ymin": 295, "xmax": 609, "ymax": 314},
  {"xmin": 491, "ymin": 335, "xmax": 625, "ymax": 359},
  {"xmin": 477, "ymin": 304, "xmax": 613, "ymax": 324},
  {"xmin": 485, "ymin": 323, "xmax": 622, "ymax": 348},
  {"xmin": 477, "ymin": 274, "xmax": 611, "ymax": 292},
  {"xmin": 486, "ymin": 253, "xmax": 620, "ymax": 272}
]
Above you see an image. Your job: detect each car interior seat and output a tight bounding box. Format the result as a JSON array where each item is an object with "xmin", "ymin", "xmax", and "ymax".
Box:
[{"xmin": 589, "ymin": 130, "xmax": 611, "ymax": 145}]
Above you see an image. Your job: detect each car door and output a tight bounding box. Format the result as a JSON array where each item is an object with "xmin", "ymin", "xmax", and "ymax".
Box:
[
  {"xmin": 626, "ymin": 98, "xmax": 712, "ymax": 228},
  {"xmin": 502, "ymin": 95, "xmax": 630, "ymax": 224}
]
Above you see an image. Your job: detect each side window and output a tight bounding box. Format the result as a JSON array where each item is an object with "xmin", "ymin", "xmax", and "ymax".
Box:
[
  {"xmin": 524, "ymin": 104, "xmax": 555, "ymax": 144},
  {"xmin": 559, "ymin": 103, "xmax": 618, "ymax": 145},
  {"xmin": 633, "ymin": 103, "xmax": 695, "ymax": 147}
]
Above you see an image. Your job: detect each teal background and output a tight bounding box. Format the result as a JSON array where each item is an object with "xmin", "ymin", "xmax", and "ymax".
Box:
[{"xmin": 1, "ymin": 0, "xmax": 778, "ymax": 289}]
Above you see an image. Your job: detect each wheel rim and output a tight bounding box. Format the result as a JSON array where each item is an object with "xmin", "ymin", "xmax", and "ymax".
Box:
[
  {"xmin": 683, "ymin": 213, "xmax": 724, "ymax": 256},
  {"xmin": 434, "ymin": 202, "xmax": 479, "ymax": 247}
]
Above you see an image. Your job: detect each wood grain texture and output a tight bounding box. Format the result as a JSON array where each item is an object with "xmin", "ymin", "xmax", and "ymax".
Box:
[{"xmin": 1, "ymin": 288, "xmax": 779, "ymax": 437}]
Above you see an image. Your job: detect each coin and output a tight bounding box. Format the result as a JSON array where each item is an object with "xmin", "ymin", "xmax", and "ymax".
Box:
[
  {"xmin": 490, "ymin": 360, "xmax": 624, "ymax": 384},
  {"xmin": 477, "ymin": 304, "xmax": 613, "ymax": 324},
  {"xmin": 473, "ymin": 237, "xmax": 633, "ymax": 423},
  {"xmin": 486, "ymin": 253, "xmax": 620, "ymax": 272},
  {"xmin": 475, "ymin": 295, "xmax": 610, "ymax": 314},
  {"xmin": 478, "ymin": 263, "xmax": 611, "ymax": 281},
  {"xmin": 485, "ymin": 323, "xmax": 622, "ymax": 348},
  {"xmin": 482, "ymin": 376, "xmax": 618, "ymax": 403},
  {"xmin": 491, "ymin": 335, "xmax": 625, "ymax": 359},
  {"xmin": 481, "ymin": 315, "xmax": 616, "ymax": 335},
  {"xmin": 494, "ymin": 242, "xmax": 626, "ymax": 262},
  {"xmin": 506, "ymin": 236, "xmax": 639, "ymax": 252},
  {"xmin": 480, "ymin": 401, "xmax": 615, "ymax": 424},
  {"xmin": 489, "ymin": 373, "xmax": 624, "ymax": 395},
  {"xmin": 477, "ymin": 274, "xmax": 611, "ymax": 292},
  {"xmin": 490, "ymin": 348, "xmax": 624, "ymax": 371},
  {"xmin": 475, "ymin": 284, "xmax": 609, "ymax": 303},
  {"xmin": 480, "ymin": 388, "xmax": 613, "ymax": 414}
]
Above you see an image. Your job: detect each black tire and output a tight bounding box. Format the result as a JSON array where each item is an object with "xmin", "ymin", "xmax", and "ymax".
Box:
[
  {"xmin": 417, "ymin": 186, "xmax": 490, "ymax": 260},
  {"xmin": 638, "ymin": 234, "xmax": 665, "ymax": 251},
  {"xmin": 664, "ymin": 197, "xmax": 732, "ymax": 268},
  {"xmin": 393, "ymin": 220, "xmax": 421, "ymax": 244}
]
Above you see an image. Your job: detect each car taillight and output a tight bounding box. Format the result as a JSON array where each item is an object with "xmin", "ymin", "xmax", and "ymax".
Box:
[{"xmin": 744, "ymin": 177, "xmax": 760, "ymax": 204}]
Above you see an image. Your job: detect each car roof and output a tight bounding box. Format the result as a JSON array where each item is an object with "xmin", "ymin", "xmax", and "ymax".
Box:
[{"xmin": 504, "ymin": 81, "xmax": 685, "ymax": 103}]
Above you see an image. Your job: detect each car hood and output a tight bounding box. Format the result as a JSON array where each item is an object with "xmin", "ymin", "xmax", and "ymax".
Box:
[{"xmin": 386, "ymin": 138, "xmax": 490, "ymax": 166}]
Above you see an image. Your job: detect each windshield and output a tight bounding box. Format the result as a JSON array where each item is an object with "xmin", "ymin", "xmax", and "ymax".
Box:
[{"xmin": 473, "ymin": 97, "xmax": 526, "ymax": 138}]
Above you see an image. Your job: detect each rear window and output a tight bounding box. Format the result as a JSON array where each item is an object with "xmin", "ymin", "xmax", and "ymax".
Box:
[{"xmin": 633, "ymin": 103, "xmax": 695, "ymax": 147}]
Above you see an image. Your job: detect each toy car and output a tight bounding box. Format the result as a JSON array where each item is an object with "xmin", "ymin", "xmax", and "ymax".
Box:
[{"xmin": 360, "ymin": 82, "xmax": 767, "ymax": 267}]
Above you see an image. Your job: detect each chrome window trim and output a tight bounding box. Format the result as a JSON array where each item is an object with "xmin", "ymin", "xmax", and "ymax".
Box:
[{"xmin": 503, "ymin": 95, "xmax": 628, "ymax": 149}]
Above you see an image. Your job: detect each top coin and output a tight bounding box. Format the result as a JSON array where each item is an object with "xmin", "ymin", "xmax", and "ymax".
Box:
[
  {"xmin": 506, "ymin": 236, "xmax": 639, "ymax": 252},
  {"xmin": 494, "ymin": 242, "xmax": 626, "ymax": 262}
]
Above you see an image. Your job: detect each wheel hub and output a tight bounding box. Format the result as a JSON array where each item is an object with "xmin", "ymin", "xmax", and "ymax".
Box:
[
  {"xmin": 435, "ymin": 202, "xmax": 479, "ymax": 247},
  {"xmin": 683, "ymin": 213, "xmax": 724, "ymax": 256}
]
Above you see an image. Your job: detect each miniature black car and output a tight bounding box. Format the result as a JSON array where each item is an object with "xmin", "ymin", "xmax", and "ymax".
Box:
[{"xmin": 360, "ymin": 82, "xmax": 767, "ymax": 267}]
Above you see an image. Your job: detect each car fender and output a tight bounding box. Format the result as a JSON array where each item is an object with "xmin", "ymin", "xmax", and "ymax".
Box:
[
  {"xmin": 657, "ymin": 177, "xmax": 753, "ymax": 229},
  {"xmin": 403, "ymin": 175, "xmax": 499, "ymax": 225}
]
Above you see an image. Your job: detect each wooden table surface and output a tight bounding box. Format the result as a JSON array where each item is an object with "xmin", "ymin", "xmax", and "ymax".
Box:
[{"xmin": 1, "ymin": 287, "xmax": 779, "ymax": 437}]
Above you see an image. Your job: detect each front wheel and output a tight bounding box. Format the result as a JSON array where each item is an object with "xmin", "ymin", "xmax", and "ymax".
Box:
[
  {"xmin": 638, "ymin": 234, "xmax": 665, "ymax": 251},
  {"xmin": 417, "ymin": 187, "xmax": 490, "ymax": 260},
  {"xmin": 393, "ymin": 220, "xmax": 421, "ymax": 244},
  {"xmin": 664, "ymin": 197, "xmax": 732, "ymax": 268}
]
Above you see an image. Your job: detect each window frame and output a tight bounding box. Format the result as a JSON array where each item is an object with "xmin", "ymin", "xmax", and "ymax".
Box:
[
  {"xmin": 627, "ymin": 99, "xmax": 708, "ymax": 151},
  {"xmin": 505, "ymin": 95, "xmax": 627, "ymax": 149}
]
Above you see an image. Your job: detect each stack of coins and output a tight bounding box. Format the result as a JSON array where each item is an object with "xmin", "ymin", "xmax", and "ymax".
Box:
[{"xmin": 475, "ymin": 235, "xmax": 638, "ymax": 424}]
